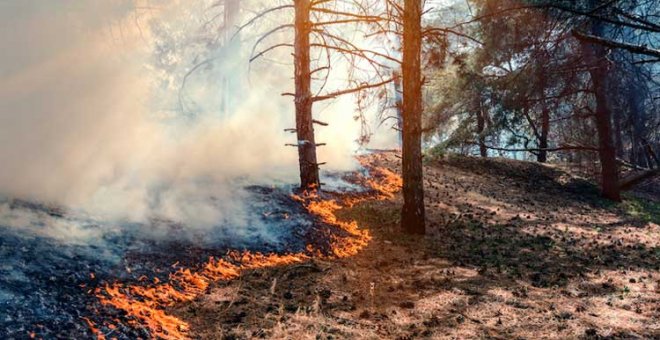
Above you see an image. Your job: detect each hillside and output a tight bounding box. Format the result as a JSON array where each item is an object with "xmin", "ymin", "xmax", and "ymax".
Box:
[{"xmin": 170, "ymin": 153, "xmax": 660, "ymax": 339}]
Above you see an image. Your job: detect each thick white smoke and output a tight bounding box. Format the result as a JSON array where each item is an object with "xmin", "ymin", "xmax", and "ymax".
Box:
[{"xmin": 0, "ymin": 0, "xmax": 397, "ymax": 238}]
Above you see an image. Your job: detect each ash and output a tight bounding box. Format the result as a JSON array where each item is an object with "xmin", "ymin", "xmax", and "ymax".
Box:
[{"xmin": 0, "ymin": 185, "xmax": 317, "ymax": 339}]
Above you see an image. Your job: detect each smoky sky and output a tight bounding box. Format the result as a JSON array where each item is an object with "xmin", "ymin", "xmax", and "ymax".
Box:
[
  {"xmin": 0, "ymin": 0, "xmax": 396, "ymax": 231},
  {"xmin": 0, "ymin": 1, "xmax": 138, "ymax": 77}
]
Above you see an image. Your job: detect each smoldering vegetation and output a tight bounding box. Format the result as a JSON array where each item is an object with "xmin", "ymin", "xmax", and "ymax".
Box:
[{"xmin": 0, "ymin": 185, "xmax": 325, "ymax": 338}]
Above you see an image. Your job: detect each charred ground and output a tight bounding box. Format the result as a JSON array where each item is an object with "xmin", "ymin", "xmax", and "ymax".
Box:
[
  {"xmin": 172, "ymin": 153, "xmax": 659, "ymax": 339},
  {"xmin": 0, "ymin": 185, "xmax": 328, "ymax": 339}
]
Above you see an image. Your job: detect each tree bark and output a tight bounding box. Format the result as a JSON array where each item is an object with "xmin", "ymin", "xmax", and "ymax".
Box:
[
  {"xmin": 401, "ymin": 0, "xmax": 426, "ymax": 234},
  {"xmin": 393, "ymin": 70, "xmax": 403, "ymax": 147},
  {"xmin": 476, "ymin": 100, "xmax": 487, "ymax": 158},
  {"xmin": 578, "ymin": 13, "xmax": 621, "ymax": 201},
  {"xmin": 538, "ymin": 108, "xmax": 550, "ymax": 162},
  {"xmin": 537, "ymin": 71, "xmax": 550, "ymax": 163},
  {"xmin": 294, "ymin": 0, "xmax": 320, "ymax": 190}
]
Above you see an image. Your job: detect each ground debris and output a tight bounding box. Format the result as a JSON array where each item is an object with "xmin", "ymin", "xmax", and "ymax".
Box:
[{"xmin": 170, "ymin": 153, "xmax": 660, "ymax": 339}]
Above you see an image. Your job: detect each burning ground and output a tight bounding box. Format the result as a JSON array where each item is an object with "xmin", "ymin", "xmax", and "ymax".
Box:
[
  {"xmin": 1, "ymin": 153, "xmax": 658, "ymax": 339},
  {"xmin": 0, "ymin": 156, "xmax": 400, "ymax": 339},
  {"xmin": 170, "ymin": 153, "xmax": 659, "ymax": 339}
]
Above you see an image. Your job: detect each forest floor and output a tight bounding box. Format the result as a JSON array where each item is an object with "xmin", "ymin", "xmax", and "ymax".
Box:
[{"xmin": 171, "ymin": 153, "xmax": 660, "ymax": 339}]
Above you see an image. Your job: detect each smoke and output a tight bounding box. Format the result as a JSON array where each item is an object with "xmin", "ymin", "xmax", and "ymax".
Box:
[{"xmin": 0, "ymin": 0, "xmax": 396, "ymax": 239}]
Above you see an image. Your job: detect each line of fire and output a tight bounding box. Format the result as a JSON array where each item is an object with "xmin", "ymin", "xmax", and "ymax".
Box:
[{"xmin": 0, "ymin": 0, "xmax": 658, "ymax": 339}]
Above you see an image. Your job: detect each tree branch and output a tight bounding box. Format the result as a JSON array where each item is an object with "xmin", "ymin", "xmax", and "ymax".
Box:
[
  {"xmin": 250, "ymin": 43, "xmax": 294, "ymax": 63},
  {"xmin": 573, "ymin": 30, "xmax": 660, "ymax": 59},
  {"xmin": 234, "ymin": 5, "xmax": 294, "ymax": 39},
  {"xmin": 313, "ymin": 77, "xmax": 395, "ymax": 102}
]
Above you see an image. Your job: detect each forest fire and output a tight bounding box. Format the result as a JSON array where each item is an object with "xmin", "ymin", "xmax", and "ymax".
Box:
[
  {"xmin": 89, "ymin": 158, "xmax": 401, "ymax": 339},
  {"xmin": 2, "ymin": 0, "xmax": 658, "ymax": 338}
]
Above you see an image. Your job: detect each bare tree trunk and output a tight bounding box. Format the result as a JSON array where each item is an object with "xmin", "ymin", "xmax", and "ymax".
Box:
[
  {"xmin": 294, "ymin": 0, "xmax": 320, "ymax": 190},
  {"xmin": 578, "ymin": 18, "xmax": 621, "ymax": 201},
  {"xmin": 477, "ymin": 101, "xmax": 487, "ymax": 158},
  {"xmin": 401, "ymin": 0, "xmax": 426, "ymax": 234},
  {"xmin": 537, "ymin": 71, "xmax": 549, "ymax": 163},
  {"xmin": 643, "ymin": 139, "xmax": 660, "ymax": 168},
  {"xmin": 587, "ymin": 67, "xmax": 621, "ymax": 201},
  {"xmin": 538, "ymin": 107, "xmax": 550, "ymax": 162},
  {"xmin": 393, "ymin": 70, "xmax": 403, "ymax": 148}
]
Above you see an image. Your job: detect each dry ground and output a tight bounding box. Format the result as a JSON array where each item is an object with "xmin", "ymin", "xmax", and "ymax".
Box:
[{"xmin": 171, "ymin": 153, "xmax": 660, "ymax": 339}]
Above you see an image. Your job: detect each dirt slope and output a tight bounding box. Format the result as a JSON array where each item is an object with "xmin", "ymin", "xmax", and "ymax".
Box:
[{"xmin": 171, "ymin": 153, "xmax": 660, "ymax": 339}]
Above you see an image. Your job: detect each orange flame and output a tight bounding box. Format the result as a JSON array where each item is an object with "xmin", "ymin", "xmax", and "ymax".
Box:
[
  {"xmin": 91, "ymin": 162, "xmax": 400, "ymax": 339},
  {"xmin": 82, "ymin": 317, "xmax": 105, "ymax": 340}
]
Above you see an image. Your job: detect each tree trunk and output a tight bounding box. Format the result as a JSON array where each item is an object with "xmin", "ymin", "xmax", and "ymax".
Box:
[
  {"xmin": 476, "ymin": 101, "xmax": 487, "ymax": 158},
  {"xmin": 537, "ymin": 107, "xmax": 550, "ymax": 163},
  {"xmin": 578, "ymin": 16, "xmax": 621, "ymax": 201},
  {"xmin": 537, "ymin": 71, "xmax": 549, "ymax": 163},
  {"xmin": 294, "ymin": 0, "xmax": 320, "ymax": 190},
  {"xmin": 393, "ymin": 70, "xmax": 403, "ymax": 147},
  {"xmin": 400, "ymin": 0, "xmax": 426, "ymax": 234}
]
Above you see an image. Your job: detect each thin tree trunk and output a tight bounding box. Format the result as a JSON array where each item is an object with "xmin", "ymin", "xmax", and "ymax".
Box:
[
  {"xmin": 538, "ymin": 107, "xmax": 550, "ymax": 162},
  {"xmin": 294, "ymin": 0, "xmax": 320, "ymax": 190},
  {"xmin": 537, "ymin": 71, "xmax": 549, "ymax": 163},
  {"xmin": 401, "ymin": 0, "xmax": 426, "ymax": 234},
  {"xmin": 393, "ymin": 70, "xmax": 403, "ymax": 147},
  {"xmin": 578, "ymin": 16, "xmax": 621, "ymax": 201},
  {"xmin": 477, "ymin": 101, "xmax": 487, "ymax": 158},
  {"xmin": 643, "ymin": 140, "xmax": 660, "ymax": 168}
]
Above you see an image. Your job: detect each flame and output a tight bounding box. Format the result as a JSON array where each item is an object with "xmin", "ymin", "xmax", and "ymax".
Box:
[
  {"xmin": 82, "ymin": 317, "xmax": 105, "ymax": 340},
  {"xmin": 91, "ymin": 160, "xmax": 401, "ymax": 339},
  {"xmin": 358, "ymin": 155, "xmax": 403, "ymax": 199},
  {"xmin": 365, "ymin": 166, "xmax": 402, "ymax": 199}
]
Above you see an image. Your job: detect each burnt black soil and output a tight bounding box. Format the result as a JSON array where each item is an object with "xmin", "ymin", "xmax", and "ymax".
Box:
[{"xmin": 0, "ymin": 184, "xmax": 340, "ymax": 339}]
